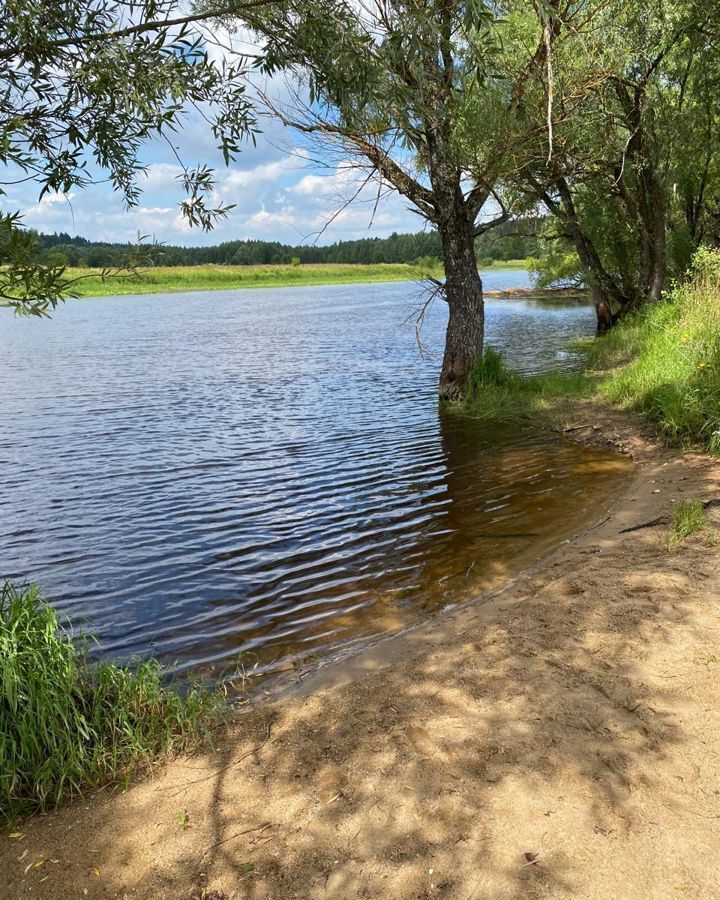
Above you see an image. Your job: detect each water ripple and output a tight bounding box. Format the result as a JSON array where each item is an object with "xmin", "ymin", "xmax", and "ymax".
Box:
[{"xmin": 0, "ymin": 279, "xmax": 629, "ymax": 681}]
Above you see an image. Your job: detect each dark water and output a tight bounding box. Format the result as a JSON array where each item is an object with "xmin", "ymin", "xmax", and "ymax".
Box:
[{"xmin": 0, "ymin": 274, "xmax": 629, "ymax": 683}]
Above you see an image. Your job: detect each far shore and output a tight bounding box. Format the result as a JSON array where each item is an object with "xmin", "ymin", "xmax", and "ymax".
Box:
[{"xmin": 66, "ymin": 260, "xmax": 535, "ymax": 298}]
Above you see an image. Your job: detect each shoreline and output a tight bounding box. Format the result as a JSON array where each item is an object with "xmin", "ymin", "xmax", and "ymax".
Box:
[
  {"xmin": 5, "ymin": 400, "xmax": 720, "ymax": 899},
  {"xmin": 62, "ymin": 262, "xmax": 538, "ymax": 298}
]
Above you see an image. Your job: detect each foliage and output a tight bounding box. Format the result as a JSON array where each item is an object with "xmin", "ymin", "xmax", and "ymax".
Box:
[
  {"xmin": 528, "ymin": 239, "xmax": 584, "ymax": 289},
  {"xmin": 0, "ymin": 581, "xmax": 224, "ymax": 823},
  {"xmin": 0, "ymin": 213, "xmax": 76, "ymax": 317},
  {"xmin": 238, "ymin": 0, "xmax": 565, "ymax": 395},
  {"xmin": 667, "ymin": 499, "xmax": 707, "ymax": 548},
  {"xmin": 519, "ymin": 0, "xmax": 720, "ymax": 315},
  {"xmin": 0, "ymin": 0, "xmax": 266, "ymax": 316}
]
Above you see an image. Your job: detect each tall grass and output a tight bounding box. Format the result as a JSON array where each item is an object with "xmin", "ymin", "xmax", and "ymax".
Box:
[
  {"xmin": 667, "ymin": 499, "xmax": 707, "ymax": 548},
  {"xmin": 0, "ymin": 581, "xmax": 224, "ymax": 824},
  {"xmin": 592, "ymin": 248, "xmax": 720, "ymax": 451},
  {"xmin": 462, "ymin": 347, "xmax": 588, "ymax": 422}
]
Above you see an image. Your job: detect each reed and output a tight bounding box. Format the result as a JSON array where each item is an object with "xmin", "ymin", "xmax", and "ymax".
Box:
[{"xmin": 0, "ymin": 581, "xmax": 223, "ymax": 824}]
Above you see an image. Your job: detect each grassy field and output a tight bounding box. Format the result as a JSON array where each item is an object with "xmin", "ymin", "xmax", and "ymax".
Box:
[
  {"xmin": 462, "ymin": 247, "xmax": 720, "ymax": 453},
  {"xmin": 69, "ymin": 263, "xmax": 437, "ymax": 296},
  {"xmin": 65, "ymin": 260, "xmax": 529, "ymax": 297}
]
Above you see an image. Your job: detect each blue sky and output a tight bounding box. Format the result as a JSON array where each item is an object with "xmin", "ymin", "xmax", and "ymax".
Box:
[
  {"xmin": 8, "ymin": 13, "xmax": 437, "ymax": 248},
  {"xmin": 10, "ymin": 103, "xmax": 422, "ymax": 248}
]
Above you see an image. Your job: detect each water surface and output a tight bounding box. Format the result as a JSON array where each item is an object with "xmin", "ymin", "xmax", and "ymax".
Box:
[{"xmin": 0, "ymin": 275, "xmax": 629, "ymax": 683}]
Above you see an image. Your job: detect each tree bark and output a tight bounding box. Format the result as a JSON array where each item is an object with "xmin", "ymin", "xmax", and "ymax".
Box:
[
  {"xmin": 643, "ymin": 171, "xmax": 667, "ymax": 303},
  {"xmin": 526, "ymin": 174, "xmax": 630, "ymax": 329},
  {"xmin": 592, "ymin": 283, "xmax": 614, "ymax": 332},
  {"xmin": 553, "ymin": 177, "xmax": 633, "ymax": 323},
  {"xmin": 437, "ymin": 210, "xmax": 484, "ymax": 400}
]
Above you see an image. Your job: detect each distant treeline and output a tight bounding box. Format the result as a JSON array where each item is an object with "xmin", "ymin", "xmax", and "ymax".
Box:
[{"xmin": 32, "ymin": 221, "xmax": 540, "ymax": 268}]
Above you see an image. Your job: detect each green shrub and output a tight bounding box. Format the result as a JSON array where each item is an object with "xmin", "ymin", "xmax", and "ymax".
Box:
[
  {"xmin": 0, "ymin": 581, "xmax": 224, "ymax": 823},
  {"xmin": 528, "ymin": 242, "xmax": 584, "ymax": 288},
  {"xmin": 414, "ymin": 255, "xmax": 442, "ymax": 274}
]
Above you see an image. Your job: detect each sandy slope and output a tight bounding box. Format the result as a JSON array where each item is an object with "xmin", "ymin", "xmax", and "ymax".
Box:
[{"xmin": 4, "ymin": 409, "xmax": 720, "ymax": 900}]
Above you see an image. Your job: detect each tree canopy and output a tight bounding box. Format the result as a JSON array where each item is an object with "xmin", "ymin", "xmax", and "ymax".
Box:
[
  {"xmin": 0, "ymin": 0, "xmax": 276, "ymax": 316},
  {"xmin": 513, "ymin": 0, "xmax": 720, "ymax": 326}
]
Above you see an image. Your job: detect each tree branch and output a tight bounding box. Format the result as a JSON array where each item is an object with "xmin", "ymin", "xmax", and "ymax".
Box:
[{"xmin": 0, "ymin": 0, "xmax": 280, "ymax": 61}]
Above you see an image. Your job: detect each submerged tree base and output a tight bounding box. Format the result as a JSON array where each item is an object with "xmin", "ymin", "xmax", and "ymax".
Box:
[{"xmin": 459, "ymin": 249, "xmax": 720, "ymax": 455}]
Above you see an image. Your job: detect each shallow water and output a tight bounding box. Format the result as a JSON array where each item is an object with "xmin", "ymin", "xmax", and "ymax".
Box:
[{"xmin": 0, "ymin": 275, "xmax": 629, "ymax": 682}]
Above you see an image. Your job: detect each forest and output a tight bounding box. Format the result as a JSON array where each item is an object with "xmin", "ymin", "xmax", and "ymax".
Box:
[{"xmin": 32, "ymin": 221, "xmax": 539, "ymax": 268}]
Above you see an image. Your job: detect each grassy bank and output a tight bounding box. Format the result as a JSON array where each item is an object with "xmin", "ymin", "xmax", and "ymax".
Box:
[
  {"xmin": 463, "ymin": 248, "xmax": 720, "ymax": 453},
  {"xmin": 65, "ymin": 260, "xmax": 530, "ymax": 297},
  {"xmin": 0, "ymin": 582, "xmax": 223, "ymax": 824}
]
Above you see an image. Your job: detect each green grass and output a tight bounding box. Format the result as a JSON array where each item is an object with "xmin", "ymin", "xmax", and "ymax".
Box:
[
  {"xmin": 63, "ymin": 260, "xmax": 531, "ymax": 297},
  {"xmin": 68, "ymin": 263, "xmax": 441, "ymax": 296},
  {"xmin": 460, "ymin": 347, "xmax": 590, "ymax": 423},
  {"xmin": 591, "ymin": 248, "xmax": 720, "ymax": 451},
  {"xmin": 667, "ymin": 499, "xmax": 707, "ymax": 548},
  {"xmin": 461, "ymin": 248, "xmax": 720, "ymax": 454},
  {"xmin": 0, "ymin": 581, "xmax": 224, "ymax": 824}
]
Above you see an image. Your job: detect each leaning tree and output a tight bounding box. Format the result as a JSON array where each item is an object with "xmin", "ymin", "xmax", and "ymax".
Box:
[
  {"xmin": 516, "ymin": 0, "xmax": 720, "ymax": 328},
  {"xmin": 232, "ymin": 0, "xmax": 568, "ymax": 398}
]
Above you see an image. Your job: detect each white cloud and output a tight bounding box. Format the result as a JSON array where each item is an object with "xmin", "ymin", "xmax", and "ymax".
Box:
[
  {"xmin": 141, "ymin": 164, "xmax": 184, "ymax": 190},
  {"xmin": 221, "ymin": 154, "xmax": 307, "ymax": 192},
  {"xmin": 10, "ymin": 117, "xmax": 421, "ymax": 245},
  {"xmin": 39, "ymin": 191, "xmax": 77, "ymax": 205}
]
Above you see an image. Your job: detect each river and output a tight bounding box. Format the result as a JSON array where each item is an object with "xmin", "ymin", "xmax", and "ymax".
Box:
[{"xmin": 0, "ymin": 272, "xmax": 629, "ymax": 685}]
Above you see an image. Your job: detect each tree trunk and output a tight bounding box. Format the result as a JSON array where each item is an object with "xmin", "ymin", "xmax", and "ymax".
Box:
[
  {"xmin": 644, "ymin": 172, "xmax": 667, "ymax": 303},
  {"xmin": 592, "ymin": 283, "xmax": 614, "ymax": 332},
  {"xmin": 438, "ymin": 212, "xmax": 484, "ymax": 400},
  {"xmin": 553, "ymin": 177, "xmax": 631, "ymax": 324}
]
